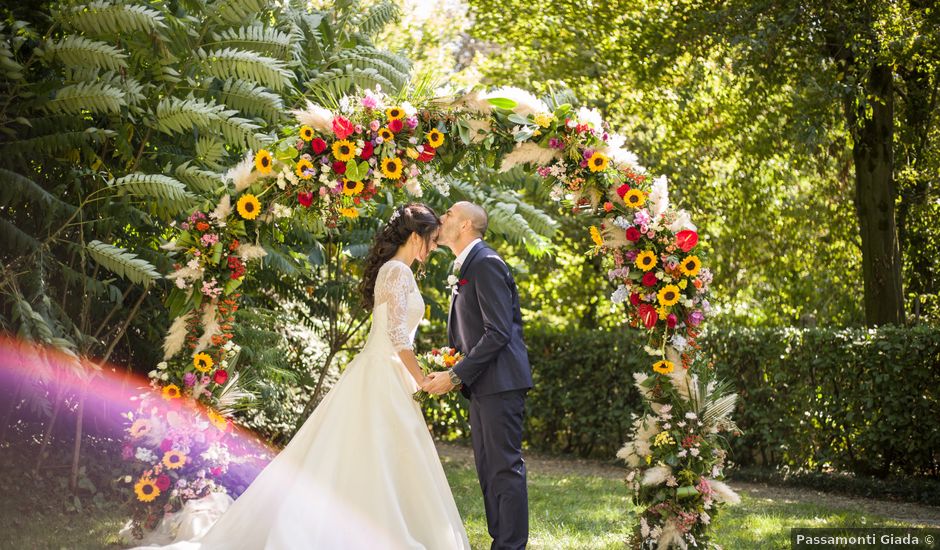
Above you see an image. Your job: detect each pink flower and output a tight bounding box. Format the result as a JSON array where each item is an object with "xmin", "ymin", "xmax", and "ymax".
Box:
[
  {"xmin": 332, "ymin": 116, "xmax": 354, "ymax": 139},
  {"xmin": 405, "ymin": 116, "xmax": 419, "ymax": 129},
  {"xmin": 318, "ymin": 187, "xmax": 328, "ymax": 197},
  {"xmin": 183, "ymin": 372, "xmax": 196, "ymax": 386},
  {"xmin": 688, "ymin": 310, "xmax": 705, "ymax": 326},
  {"xmin": 361, "ymin": 94, "xmax": 378, "ymax": 109},
  {"xmin": 369, "ymin": 120, "xmax": 380, "ymax": 132},
  {"xmin": 354, "ymin": 124, "xmax": 363, "ymax": 134},
  {"xmin": 666, "ymin": 314, "xmax": 677, "ymax": 328}
]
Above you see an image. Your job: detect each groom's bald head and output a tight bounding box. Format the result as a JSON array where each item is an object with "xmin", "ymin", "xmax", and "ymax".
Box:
[{"xmin": 452, "ymin": 201, "xmax": 488, "ymax": 238}]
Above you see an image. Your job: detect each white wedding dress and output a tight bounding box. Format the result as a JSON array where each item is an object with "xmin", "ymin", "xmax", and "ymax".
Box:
[{"xmin": 130, "ymin": 260, "xmax": 470, "ymax": 549}]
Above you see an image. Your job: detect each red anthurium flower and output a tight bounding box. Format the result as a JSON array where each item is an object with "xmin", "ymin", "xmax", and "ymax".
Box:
[
  {"xmin": 388, "ymin": 118, "xmax": 404, "ymax": 133},
  {"xmin": 360, "ymin": 141, "xmax": 373, "ymax": 160},
  {"xmin": 676, "ymin": 230, "xmax": 699, "ymax": 252},
  {"xmin": 311, "ymin": 138, "xmax": 327, "ymax": 154},
  {"xmin": 297, "ymin": 191, "xmax": 314, "ymax": 207},
  {"xmin": 637, "ymin": 304, "xmax": 658, "ymax": 329},
  {"xmin": 213, "ymin": 369, "xmax": 228, "ymax": 385},
  {"xmin": 417, "ymin": 145, "xmax": 436, "ymax": 162},
  {"xmin": 332, "ymin": 116, "xmax": 354, "ymax": 139},
  {"xmin": 625, "ymin": 227, "xmax": 641, "ymax": 242}
]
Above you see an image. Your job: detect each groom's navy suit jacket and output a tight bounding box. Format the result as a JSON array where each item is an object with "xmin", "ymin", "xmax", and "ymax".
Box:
[{"xmin": 449, "ymin": 241, "xmax": 532, "ymax": 397}]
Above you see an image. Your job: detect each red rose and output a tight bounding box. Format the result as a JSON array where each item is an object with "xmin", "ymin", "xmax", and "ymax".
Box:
[
  {"xmin": 666, "ymin": 313, "xmax": 677, "ymax": 328},
  {"xmin": 388, "ymin": 118, "xmax": 403, "ymax": 133},
  {"xmin": 459, "ymin": 279, "xmax": 468, "ymax": 286},
  {"xmin": 625, "ymin": 227, "xmax": 641, "ymax": 242},
  {"xmin": 676, "ymin": 230, "xmax": 699, "ymax": 252},
  {"xmin": 213, "ymin": 369, "xmax": 228, "ymax": 385},
  {"xmin": 332, "ymin": 116, "xmax": 354, "ymax": 139},
  {"xmin": 417, "ymin": 145, "xmax": 436, "ymax": 162},
  {"xmin": 637, "ymin": 304, "xmax": 658, "ymax": 329},
  {"xmin": 311, "ymin": 137, "xmax": 327, "ymax": 154},
  {"xmin": 603, "ymin": 202, "xmax": 614, "ymax": 212},
  {"xmin": 642, "ymin": 272, "xmax": 658, "ymax": 287},
  {"xmin": 629, "ymin": 292, "xmax": 641, "ymax": 306},
  {"xmin": 297, "ymin": 191, "xmax": 314, "ymax": 207},
  {"xmin": 360, "ymin": 141, "xmax": 374, "ymax": 160},
  {"xmin": 332, "ymin": 161, "xmax": 346, "ymax": 174},
  {"xmin": 155, "ymin": 475, "xmax": 171, "ymax": 491}
]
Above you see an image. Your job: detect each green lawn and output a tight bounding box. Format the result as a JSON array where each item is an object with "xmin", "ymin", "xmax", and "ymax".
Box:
[{"xmin": 0, "ymin": 457, "xmax": 924, "ymax": 549}]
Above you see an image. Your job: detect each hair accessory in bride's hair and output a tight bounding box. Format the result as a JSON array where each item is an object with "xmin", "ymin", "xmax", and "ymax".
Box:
[{"xmin": 388, "ymin": 207, "xmax": 402, "ymax": 225}]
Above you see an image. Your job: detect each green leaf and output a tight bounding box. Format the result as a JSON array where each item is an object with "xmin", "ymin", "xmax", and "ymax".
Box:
[
  {"xmin": 486, "ymin": 97, "xmax": 518, "ymax": 110},
  {"xmin": 86, "ymin": 240, "xmax": 161, "ymax": 286}
]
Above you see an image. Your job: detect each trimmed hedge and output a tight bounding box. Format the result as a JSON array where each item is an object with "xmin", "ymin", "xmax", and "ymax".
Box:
[{"xmin": 425, "ymin": 325, "xmax": 940, "ymax": 481}]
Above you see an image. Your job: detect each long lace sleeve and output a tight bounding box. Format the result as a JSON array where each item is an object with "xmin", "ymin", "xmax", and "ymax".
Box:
[{"xmin": 375, "ymin": 261, "xmax": 416, "ymax": 352}]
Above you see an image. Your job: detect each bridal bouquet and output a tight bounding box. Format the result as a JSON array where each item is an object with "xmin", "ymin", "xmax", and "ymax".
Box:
[{"xmin": 413, "ymin": 346, "xmax": 463, "ymax": 403}]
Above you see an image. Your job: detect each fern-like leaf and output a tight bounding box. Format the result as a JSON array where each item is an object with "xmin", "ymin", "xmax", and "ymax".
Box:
[
  {"xmin": 174, "ymin": 162, "xmax": 225, "ymax": 194},
  {"xmin": 354, "ymin": 1, "xmax": 400, "ymax": 37},
  {"xmin": 0, "ymin": 218, "xmax": 41, "ymax": 255},
  {"xmin": 57, "ymin": 1, "xmax": 167, "ymax": 35},
  {"xmin": 43, "ymin": 81, "xmax": 125, "ymax": 115},
  {"xmin": 42, "ymin": 35, "xmax": 128, "ymax": 71},
  {"xmin": 0, "ymin": 168, "xmax": 78, "ymax": 214},
  {"xmin": 198, "ymin": 48, "xmax": 294, "ymax": 91},
  {"xmin": 210, "ymin": 0, "xmax": 268, "ymax": 25},
  {"xmin": 86, "ymin": 240, "xmax": 161, "ymax": 286},
  {"xmin": 210, "ymin": 24, "xmax": 293, "ymax": 60},
  {"xmin": 107, "ymin": 173, "xmax": 197, "ymax": 214},
  {"xmin": 218, "ymin": 78, "xmax": 284, "ymax": 121}
]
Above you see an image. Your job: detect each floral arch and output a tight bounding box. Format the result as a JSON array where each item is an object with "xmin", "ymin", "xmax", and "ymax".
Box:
[{"xmin": 125, "ymin": 85, "xmax": 738, "ymax": 548}]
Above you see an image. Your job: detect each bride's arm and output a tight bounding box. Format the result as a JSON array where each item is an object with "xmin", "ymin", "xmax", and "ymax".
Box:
[
  {"xmin": 398, "ymin": 349, "xmax": 429, "ymax": 387},
  {"xmin": 384, "ymin": 263, "xmax": 429, "ymax": 387}
]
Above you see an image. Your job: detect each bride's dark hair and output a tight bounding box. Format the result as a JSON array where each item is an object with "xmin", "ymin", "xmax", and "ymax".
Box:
[{"xmin": 359, "ymin": 203, "xmax": 441, "ymax": 310}]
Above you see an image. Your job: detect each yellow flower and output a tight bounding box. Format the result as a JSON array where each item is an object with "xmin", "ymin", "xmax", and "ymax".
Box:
[
  {"xmin": 134, "ymin": 477, "xmax": 160, "ymax": 502},
  {"xmin": 161, "ymin": 384, "xmax": 181, "ymax": 400},
  {"xmin": 386, "ymin": 106, "xmax": 405, "ymax": 120},
  {"xmin": 533, "ymin": 113, "xmax": 554, "ymax": 128},
  {"xmin": 332, "ymin": 139, "xmax": 355, "ymax": 162},
  {"xmin": 380, "ymin": 157, "xmax": 403, "ymax": 179},
  {"xmin": 653, "ymin": 431, "xmax": 675, "ymax": 446},
  {"xmin": 128, "ymin": 419, "xmax": 152, "ymax": 438},
  {"xmin": 645, "ymin": 455, "xmax": 652, "ymax": 465},
  {"xmin": 207, "ymin": 409, "xmax": 228, "ymax": 432},
  {"xmin": 378, "ymin": 127, "xmax": 394, "ymax": 142},
  {"xmin": 590, "ymin": 226, "xmax": 604, "ymax": 247},
  {"xmin": 679, "ymin": 255, "xmax": 701, "ymax": 277},
  {"xmin": 653, "ymin": 360, "xmax": 675, "ymax": 374},
  {"xmin": 236, "ymin": 193, "xmax": 261, "ymax": 220},
  {"xmin": 678, "ymin": 279, "xmax": 688, "ymax": 289},
  {"xmin": 624, "ymin": 188, "xmax": 646, "ymax": 208},
  {"xmin": 193, "ymin": 352, "xmax": 213, "ymax": 373},
  {"xmin": 405, "ymin": 147, "xmax": 419, "ymax": 159},
  {"xmin": 254, "ymin": 149, "xmax": 273, "ymax": 175},
  {"xmin": 426, "ymin": 129, "xmax": 445, "ymax": 148},
  {"xmin": 295, "ymin": 158, "xmax": 314, "ymax": 179},
  {"xmin": 657, "ymin": 285, "xmax": 681, "ymax": 307},
  {"xmin": 339, "ymin": 207, "xmax": 360, "ymax": 218},
  {"xmin": 162, "ymin": 450, "xmax": 187, "ymax": 470},
  {"xmin": 635, "ymin": 251, "xmax": 657, "ymax": 271},
  {"xmin": 342, "ymin": 179, "xmax": 364, "ymax": 196},
  {"xmin": 588, "ymin": 151, "xmax": 609, "ymax": 172},
  {"xmin": 299, "ymin": 126, "xmax": 314, "ymax": 141}
]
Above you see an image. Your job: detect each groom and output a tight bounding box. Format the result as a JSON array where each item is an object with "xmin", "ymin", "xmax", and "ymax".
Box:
[{"xmin": 426, "ymin": 201, "xmax": 532, "ymax": 550}]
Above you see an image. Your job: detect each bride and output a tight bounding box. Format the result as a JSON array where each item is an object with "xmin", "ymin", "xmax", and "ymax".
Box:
[{"xmin": 131, "ymin": 203, "xmax": 471, "ymax": 549}]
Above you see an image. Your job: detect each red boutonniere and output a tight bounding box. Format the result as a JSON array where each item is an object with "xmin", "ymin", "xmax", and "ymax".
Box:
[{"xmin": 459, "ymin": 279, "xmax": 468, "ymax": 286}]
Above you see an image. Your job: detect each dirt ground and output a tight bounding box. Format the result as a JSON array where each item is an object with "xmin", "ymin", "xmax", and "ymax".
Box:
[{"xmin": 435, "ymin": 442, "xmax": 940, "ymax": 527}]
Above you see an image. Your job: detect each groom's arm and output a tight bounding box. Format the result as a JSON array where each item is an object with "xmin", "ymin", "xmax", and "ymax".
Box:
[{"xmin": 452, "ymin": 256, "xmax": 513, "ymax": 387}]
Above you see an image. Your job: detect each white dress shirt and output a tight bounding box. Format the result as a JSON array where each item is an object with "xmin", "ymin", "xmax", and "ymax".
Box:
[{"xmin": 453, "ymin": 238, "xmax": 482, "ymax": 273}]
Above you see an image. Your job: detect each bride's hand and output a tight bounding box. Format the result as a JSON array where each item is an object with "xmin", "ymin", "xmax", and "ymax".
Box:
[{"xmin": 418, "ymin": 376, "xmax": 431, "ymax": 390}]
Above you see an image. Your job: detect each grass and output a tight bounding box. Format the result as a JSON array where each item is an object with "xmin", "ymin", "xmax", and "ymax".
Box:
[{"xmin": 0, "ymin": 450, "xmax": 926, "ymax": 550}]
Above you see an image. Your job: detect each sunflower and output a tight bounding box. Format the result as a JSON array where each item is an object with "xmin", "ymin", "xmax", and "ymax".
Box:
[
  {"xmin": 299, "ymin": 126, "xmax": 314, "ymax": 141},
  {"xmin": 128, "ymin": 419, "xmax": 152, "ymax": 438},
  {"xmin": 236, "ymin": 194, "xmax": 261, "ymax": 220},
  {"xmin": 254, "ymin": 149, "xmax": 272, "ymax": 174},
  {"xmin": 652, "ymin": 360, "xmax": 675, "ymax": 374},
  {"xmin": 295, "ymin": 158, "xmax": 314, "ymax": 180},
  {"xmin": 657, "ymin": 284, "xmax": 681, "ymax": 307},
  {"xmin": 378, "ymin": 127, "xmax": 394, "ymax": 142},
  {"xmin": 193, "ymin": 352, "xmax": 213, "ymax": 373},
  {"xmin": 162, "ymin": 384, "xmax": 181, "ymax": 400},
  {"xmin": 679, "ymin": 255, "xmax": 701, "ymax": 277},
  {"xmin": 623, "ymin": 188, "xmax": 646, "ymax": 208},
  {"xmin": 380, "ymin": 157, "xmax": 403, "ymax": 179},
  {"xmin": 332, "ymin": 139, "xmax": 355, "ymax": 162},
  {"xmin": 342, "ymin": 179, "xmax": 364, "ymax": 196},
  {"xmin": 385, "ymin": 106, "xmax": 405, "ymax": 120},
  {"xmin": 134, "ymin": 477, "xmax": 160, "ymax": 502},
  {"xmin": 162, "ymin": 450, "xmax": 187, "ymax": 470},
  {"xmin": 589, "ymin": 226, "xmax": 604, "ymax": 247},
  {"xmin": 338, "ymin": 207, "xmax": 360, "ymax": 218},
  {"xmin": 635, "ymin": 251, "xmax": 657, "ymax": 271},
  {"xmin": 426, "ymin": 129, "xmax": 445, "ymax": 148},
  {"xmin": 207, "ymin": 409, "xmax": 228, "ymax": 432},
  {"xmin": 588, "ymin": 151, "xmax": 609, "ymax": 172}
]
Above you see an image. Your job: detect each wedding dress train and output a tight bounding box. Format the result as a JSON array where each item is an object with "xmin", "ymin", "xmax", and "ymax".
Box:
[{"xmin": 129, "ymin": 259, "xmax": 470, "ymax": 549}]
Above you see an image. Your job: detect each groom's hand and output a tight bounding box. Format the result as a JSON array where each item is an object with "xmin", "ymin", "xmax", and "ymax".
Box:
[{"xmin": 425, "ymin": 371, "xmax": 455, "ymax": 395}]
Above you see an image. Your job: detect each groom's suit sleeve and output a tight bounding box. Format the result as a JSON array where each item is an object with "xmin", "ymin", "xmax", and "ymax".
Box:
[{"xmin": 452, "ymin": 256, "xmax": 513, "ymax": 387}]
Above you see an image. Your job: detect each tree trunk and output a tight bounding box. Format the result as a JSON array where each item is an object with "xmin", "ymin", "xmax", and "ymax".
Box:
[{"xmin": 846, "ymin": 63, "xmax": 905, "ymax": 326}]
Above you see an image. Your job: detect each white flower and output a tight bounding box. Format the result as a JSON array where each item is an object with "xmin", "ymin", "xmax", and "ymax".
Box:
[
  {"xmin": 670, "ymin": 334, "xmax": 689, "ymax": 352},
  {"xmin": 678, "ymin": 449, "xmax": 688, "ymax": 458},
  {"xmin": 576, "ymin": 106, "xmax": 604, "ymax": 131},
  {"xmin": 157, "ymin": 361, "xmax": 168, "ymax": 370},
  {"xmin": 338, "ymin": 95, "xmax": 352, "ymax": 114},
  {"xmin": 685, "ymin": 412, "xmax": 698, "ymax": 420},
  {"xmin": 291, "ymin": 100, "xmax": 334, "ymax": 133},
  {"xmin": 402, "ymin": 101, "xmax": 417, "ymax": 116},
  {"xmin": 611, "ymin": 285, "xmax": 629, "ymax": 304},
  {"xmin": 668, "ymin": 209, "xmax": 697, "ymax": 232},
  {"xmin": 612, "ymin": 216, "xmax": 632, "ymax": 229},
  {"xmin": 700, "ymin": 512, "xmax": 711, "ymax": 525},
  {"xmin": 124, "ymin": 475, "xmax": 132, "ymax": 483},
  {"xmin": 666, "ymin": 475, "xmax": 678, "ymax": 487},
  {"xmin": 148, "ymin": 369, "xmax": 157, "ymax": 379},
  {"xmin": 135, "ymin": 447, "xmax": 156, "ymax": 462},
  {"xmin": 690, "ymin": 448, "xmax": 700, "ymax": 457},
  {"xmin": 648, "ymin": 175, "xmax": 669, "ymax": 218}
]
